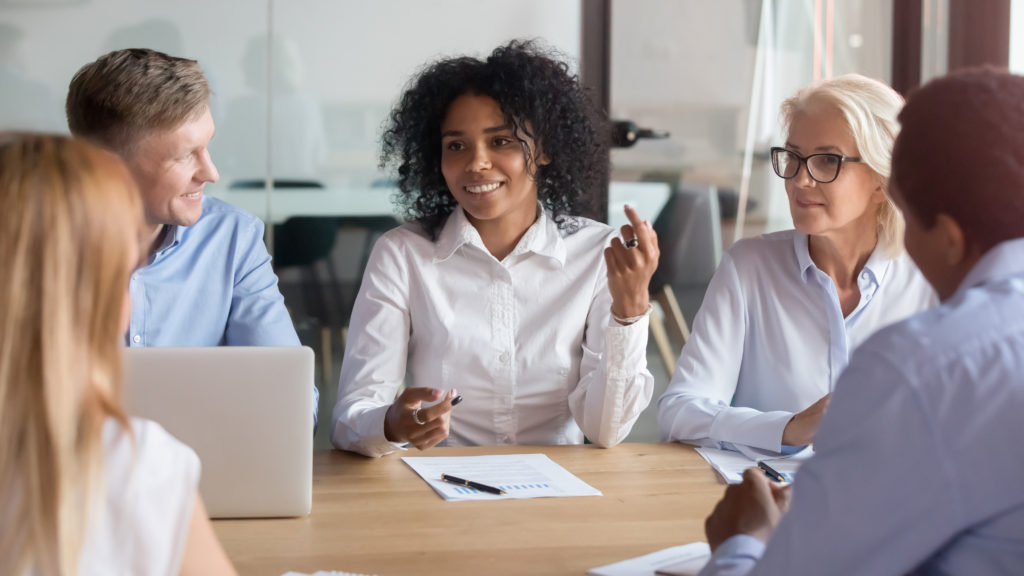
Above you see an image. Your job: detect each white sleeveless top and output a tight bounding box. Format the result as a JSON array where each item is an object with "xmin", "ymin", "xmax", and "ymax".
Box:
[{"xmin": 77, "ymin": 418, "xmax": 200, "ymax": 576}]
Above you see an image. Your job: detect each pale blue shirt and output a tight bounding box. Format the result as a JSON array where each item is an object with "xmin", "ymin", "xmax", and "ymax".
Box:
[
  {"xmin": 658, "ymin": 230, "xmax": 935, "ymax": 453},
  {"xmin": 126, "ymin": 196, "xmax": 318, "ymax": 418},
  {"xmin": 700, "ymin": 237, "xmax": 1024, "ymax": 576}
]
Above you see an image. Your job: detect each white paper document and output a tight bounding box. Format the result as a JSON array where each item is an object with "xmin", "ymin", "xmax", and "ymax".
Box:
[
  {"xmin": 695, "ymin": 445, "xmax": 813, "ymax": 484},
  {"xmin": 401, "ymin": 453, "xmax": 602, "ymax": 501},
  {"xmin": 588, "ymin": 542, "xmax": 711, "ymax": 576},
  {"xmin": 280, "ymin": 565, "xmax": 376, "ymax": 569}
]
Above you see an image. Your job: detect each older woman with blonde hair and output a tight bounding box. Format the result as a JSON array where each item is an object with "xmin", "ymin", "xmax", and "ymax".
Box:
[
  {"xmin": 657, "ymin": 74, "xmax": 936, "ymax": 455},
  {"xmin": 0, "ymin": 134, "xmax": 236, "ymax": 575}
]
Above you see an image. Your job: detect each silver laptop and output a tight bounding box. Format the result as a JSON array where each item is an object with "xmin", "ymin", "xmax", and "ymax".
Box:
[{"xmin": 122, "ymin": 346, "xmax": 314, "ymax": 518}]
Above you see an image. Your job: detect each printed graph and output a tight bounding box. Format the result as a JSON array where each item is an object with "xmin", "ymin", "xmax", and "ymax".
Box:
[{"xmin": 451, "ymin": 482, "xmax": 551, "ymax": 495}]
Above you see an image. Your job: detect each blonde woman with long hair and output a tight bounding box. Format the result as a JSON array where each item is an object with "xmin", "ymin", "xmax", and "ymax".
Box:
[
  {"xmin": 0, "ymin": 134, "xmax": 236, "ymax": 575},
  {"xmin": 657, "ymin": 75, "xmax": 937, "ymax": 455}
]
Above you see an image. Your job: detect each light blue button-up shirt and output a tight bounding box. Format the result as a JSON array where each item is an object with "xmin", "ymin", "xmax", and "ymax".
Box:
[
  {"xmin": 658, "ymin": 230, "xmax": 935, "ymax": 453},
  {"xmin": 127, "ymin": 195, "xmax": 318, "ymax": 418},
  {"xmin": 700, "ymin": 237, "xmax": 1024, "ymax": 575}
]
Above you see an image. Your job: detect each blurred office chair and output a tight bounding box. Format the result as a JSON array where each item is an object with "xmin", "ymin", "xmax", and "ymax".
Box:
[{"xmin": 648, "ymin": 186, "xmax": 722, "ymax": 373}]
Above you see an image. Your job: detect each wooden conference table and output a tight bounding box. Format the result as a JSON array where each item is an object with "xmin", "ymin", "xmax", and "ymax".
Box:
[{"xmin": 213, "ymin": 443, "xmax": 724, "ymax": 576}]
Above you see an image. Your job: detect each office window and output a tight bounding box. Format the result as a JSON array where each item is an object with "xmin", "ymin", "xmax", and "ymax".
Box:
[
  {"xmin": 609, "ymin": 0, "xmax": 894, "ymax": 243},
  {"xmin": 1010, "ymin": 0, "xmax": 1024, "ymax": 73},
  {"xmin": 0, "ymin": 0, "xmax": 581, "ymax": 447}
]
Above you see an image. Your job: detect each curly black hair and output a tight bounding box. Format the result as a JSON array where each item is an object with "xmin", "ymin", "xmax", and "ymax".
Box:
[{"xmin": 380, "ymin": 39, "xmax": 609, "ymax": 240}]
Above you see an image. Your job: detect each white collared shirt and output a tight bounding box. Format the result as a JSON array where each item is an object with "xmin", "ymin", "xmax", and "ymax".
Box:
[
  {"xmin": 658, "ymin": 230, "xmax": 936, "ymax": 453},
  {"xmin": 331, "ymin": 208, "xmax": 653, "ymax": 457}
]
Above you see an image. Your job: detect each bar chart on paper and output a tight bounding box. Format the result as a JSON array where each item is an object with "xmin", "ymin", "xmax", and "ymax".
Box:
[
  {"xmin": 449, "ymin": 482, "xmax": 552, "ymax": 496},
  {"xmin": 402, "ymin": 454, "xmax": 602, "ymax": 501}
]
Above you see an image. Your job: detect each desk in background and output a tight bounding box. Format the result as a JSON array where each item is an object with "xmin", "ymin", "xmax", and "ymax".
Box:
[
  {"xmin": 214, "ymin": 186, "xmax": 399, "ymax": 225},
  {"xmin": 213, "ymin": 182, "xmax": 671, "ymax": 229},
  {"xmin": 213, "ymin": 443, "xmax": 722, "ymax": 576}
]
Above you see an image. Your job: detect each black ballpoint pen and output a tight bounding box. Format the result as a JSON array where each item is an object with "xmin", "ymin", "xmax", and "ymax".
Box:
[
  {"xmin": 441, "ymin": 473, "xmax": 506, "ymax": 495},
  {"xmin": 757, "ymin": 460, "xmax": 786, "ymax": 483}
]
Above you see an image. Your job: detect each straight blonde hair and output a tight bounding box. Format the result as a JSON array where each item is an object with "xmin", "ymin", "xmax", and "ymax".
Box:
[
  {"xmin": 781, "ymin": 74, "xmax": 906, "ymax": 256},
  {"xmin": 0, "ymin": 134, "xmax": 143, "ymax": 576}
]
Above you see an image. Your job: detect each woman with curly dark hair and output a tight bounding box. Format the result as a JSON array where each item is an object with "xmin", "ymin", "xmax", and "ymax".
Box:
[{"xmin": 331, "ymin": 40, "xmax": 660, "ymax": 457}]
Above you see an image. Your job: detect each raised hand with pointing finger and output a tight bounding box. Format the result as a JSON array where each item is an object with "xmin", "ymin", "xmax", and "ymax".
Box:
[{"xmin": 604, "ymin": 205, "xmax": 660, "ymax": 324}]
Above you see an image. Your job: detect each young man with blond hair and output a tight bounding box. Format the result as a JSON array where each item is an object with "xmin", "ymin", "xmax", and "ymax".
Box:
[{"xmin": 66, "ymin": 48, "xmax": 318, "ymax": 419}]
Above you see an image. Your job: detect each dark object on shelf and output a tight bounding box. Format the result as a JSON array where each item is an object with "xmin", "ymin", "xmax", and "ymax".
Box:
[{"xmin": 610, "ymin": 120, "xmax": 670, "ymax": 148}]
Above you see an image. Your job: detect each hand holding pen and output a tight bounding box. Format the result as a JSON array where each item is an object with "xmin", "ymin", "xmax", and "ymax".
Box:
[
  {"xmin": 384, "ymin": 388, "xmax": 463, "ymax": 450},
  {"xmin": 705, "ymin": 468, "xmax": 793, "ymax": 551}
]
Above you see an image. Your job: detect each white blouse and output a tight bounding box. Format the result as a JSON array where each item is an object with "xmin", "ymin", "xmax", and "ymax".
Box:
[
  {"xmin": 331, "ymin": 208, "xmax": 654, "ymax": 457},
  {"xmin": 78, "ymin": 418, "xmax": 200, "ymax": 576},
  {"xmin": 657, "ymin": 230, "xmax": 936, "ymax": 453}
]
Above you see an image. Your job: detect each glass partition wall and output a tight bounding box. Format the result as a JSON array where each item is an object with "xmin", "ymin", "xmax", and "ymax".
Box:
[
  {"xmin": 2, "ymin": 1, "xmax": 955, "ymax": 446},
  {"xmin": 0, "ymin": 0, "xmax": 580, "ymax": 446}
]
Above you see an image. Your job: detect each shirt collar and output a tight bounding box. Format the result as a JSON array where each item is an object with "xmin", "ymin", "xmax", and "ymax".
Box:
[
  {"xmin": 859, "ymin": 244, "xmax": 891, "ymax": 288},
  {"xmin": 956, "ymin": 237, "xmax": 1024, "ymax": 295},
  {"xmin": 792, "ymin": 232, "xmax": 892, "ymax": 286},
  {"xmin": 433, "ymin": 204, "xmax": 567, "ymax": 266},
  {"xmin": 794, "ymin": 233, "xmax": 816, "ymax": 282},
  {"xmin": 146, "ymin": 224, "xmax": 182, "ymax": 265}
]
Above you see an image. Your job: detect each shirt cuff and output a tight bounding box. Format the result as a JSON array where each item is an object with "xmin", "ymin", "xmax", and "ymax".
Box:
[
  {"xmin": 345, "ymin": 403, "xmax": 407, "ymax": 458},
  {"xmin": 708, "ymin": 409, "xmax": 794, "ymax": 453},
  {"xmin": 603, "ymin": 314, "xmax": 650, "ymax": 379},
  {"xmin": 313, "ymin": 384, "xmax": 320, "ymax": 429},
  {"xmin": 611, "ymin": 303, "xmax": 653, "ymax": 325},
  {"xmin": 699, "ymin": 535, "xmax": 765, "ymax": 576}
]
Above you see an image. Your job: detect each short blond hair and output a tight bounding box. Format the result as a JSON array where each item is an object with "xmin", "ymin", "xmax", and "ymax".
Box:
[
  {"xmin": 66, "ymin": 48, "xmax": 210, "ymax": 153},
  {"xmin": 0, "ymin": 133, "xmax": 143, "ymax": 575},
  {"xmin": 781, "ymin": 74, "xmax": 905, "ymax": 256}
]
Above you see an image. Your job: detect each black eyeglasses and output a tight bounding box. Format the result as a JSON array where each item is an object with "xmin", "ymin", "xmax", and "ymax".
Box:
[{"xmin": 770, "ymin": 147, "xmax": 862, "ymax": 184}]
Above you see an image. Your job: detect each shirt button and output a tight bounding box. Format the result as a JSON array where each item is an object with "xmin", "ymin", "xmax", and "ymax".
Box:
[
  {"xmin": 132, "ymin": 274, "xmax": 139, "ymax": 281},
  {"xmin": 499, "ymin": 352, "xmax": 510, "ymax": 363},
  {"xmin": 132, "ymin": 334, "xmax": 141, "ymax": 344}
]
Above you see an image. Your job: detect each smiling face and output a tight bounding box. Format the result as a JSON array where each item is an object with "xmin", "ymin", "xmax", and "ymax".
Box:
[
  {"xmin": 785, "ymin": 106, "xmax": 885, "ymax": 241},
  {"xmin": 440, "ymin": 93, "xmax": 540, "ymax": 232},
  {"xmin": 123, "ymin": 106, "xmax": 219, "ymax": 231}
]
